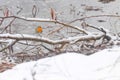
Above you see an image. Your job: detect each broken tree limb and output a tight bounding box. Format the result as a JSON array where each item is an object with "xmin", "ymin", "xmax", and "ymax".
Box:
[{"xmin": 0, "ymin": 33, "xmax": 105, "ymax": 45}]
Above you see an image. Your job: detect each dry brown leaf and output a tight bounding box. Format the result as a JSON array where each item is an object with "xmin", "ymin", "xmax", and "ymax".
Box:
[
  {"xmin": 0, "ymin": 62, "xmax": 15, "ymax": 73},
  {"xmin": 3, "ymin": 8, "xmax": 9, "ymax": 17},
  {"xmin": 50, "ymin": 8, "xmax": 56, "ymax": 20}
]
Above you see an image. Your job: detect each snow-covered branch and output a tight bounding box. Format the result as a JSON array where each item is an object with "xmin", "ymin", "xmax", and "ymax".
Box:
[
  {"xmin": 0, "ymin": 16, "xmax": 90, "ymax": 34},
  {"xmin": 0, "ymin": 33, "xmax": 105, "ymax": 45},
  {"xmin": 0, "ymin": 15, "xmax": 114, "ymax": 54}
]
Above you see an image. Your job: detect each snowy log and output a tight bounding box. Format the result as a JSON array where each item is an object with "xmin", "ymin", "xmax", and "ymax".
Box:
[{"xmin": 0, "ymin": 33, "xmax": 105, "ymax": 45}]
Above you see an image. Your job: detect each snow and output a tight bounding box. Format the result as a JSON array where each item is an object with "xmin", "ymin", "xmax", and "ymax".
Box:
[
  {"xmin": 0, "ymin": 0, "xmax": 120, "ymax": 80},
  {"xmin": 0, "ymin": 46, "xmax": 120, "ymax": 80},
  {"xmin": 0, "ymin": 33, "xmax": 104, "ymax": 45}
]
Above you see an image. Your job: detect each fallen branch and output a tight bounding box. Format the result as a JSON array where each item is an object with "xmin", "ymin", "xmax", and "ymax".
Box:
[{"xmin": 0, "ymin": 33, "xmax": 105, "ymax": 45}]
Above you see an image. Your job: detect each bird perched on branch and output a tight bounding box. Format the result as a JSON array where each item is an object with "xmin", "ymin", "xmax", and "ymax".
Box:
[{"xmin": 36, "ymin": 26, "xmax": 42, "ymax": 33}]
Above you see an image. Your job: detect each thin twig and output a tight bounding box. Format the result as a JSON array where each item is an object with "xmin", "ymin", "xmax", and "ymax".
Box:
[
  {"xmin": 70, "ymin": 14, "xmax": 120, "ymax": 23},
  {"xmin": 47, "ymin": 26, "xmax": 64, "ymax": 36},
  {"xmin": 1, "ymin": 18, "xmax": 16, "ymax": 33},
  {"xmin": 0, "ymin": 40, "xmax": 18, "ymax": 52},
  {"xmin": 0, "ymin": 16, "xmax": 89, "ymax": 34}
]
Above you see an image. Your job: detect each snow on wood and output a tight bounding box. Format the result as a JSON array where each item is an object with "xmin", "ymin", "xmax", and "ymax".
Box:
[
  {"xmin": 0, "ymin": 46, "xmax": 120, "ymax": 80},
  {"xmin": 0, "ymin": 16, "xmax": 90, "ymax": 34},
  {"xmin": 0, "ymin": 33, "xmax": 105, "ymax": 44}
]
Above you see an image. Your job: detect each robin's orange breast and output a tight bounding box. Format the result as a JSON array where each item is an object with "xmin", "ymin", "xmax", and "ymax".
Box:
[{"xmin": 36, "ymin": 26, "xmax": 42, "ymax": 33}]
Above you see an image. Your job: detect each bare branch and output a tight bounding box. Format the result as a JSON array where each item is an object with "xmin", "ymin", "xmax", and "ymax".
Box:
[
  {"xmin": 0, "ymin": 40, "xmax": 18, "ymax": 52},
  {"xmin": 40, "ymin": 44, "xmax": 54, "ymax": 52},
  {"xmin": 70, "ymin": 14, "xmax": 120, "ymax": 23},
  {"xmin": 16, "ymin": 6, "xmax": 23, "ymax": 14},
  {"xmin": 0, "ymin": 18, "xmax": 16, "ymax": 33},
  {"xmin": 55, "ymin": 20, "xmax": 89, "ymax": 34}
]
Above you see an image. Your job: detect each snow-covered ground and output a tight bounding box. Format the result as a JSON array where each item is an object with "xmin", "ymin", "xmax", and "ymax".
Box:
[
  {"xmin": 0, "ymin": 0, "xmax": 120, "ymax": 80},
  {"xmin": 0, "ymin": 46, "xmax": 120, "ymax": 80}
]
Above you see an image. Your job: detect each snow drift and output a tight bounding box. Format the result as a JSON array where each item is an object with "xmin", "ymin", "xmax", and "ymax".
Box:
[{"xmin": 0, "ymin": 46, "xmax": 120, "ymax": 80}]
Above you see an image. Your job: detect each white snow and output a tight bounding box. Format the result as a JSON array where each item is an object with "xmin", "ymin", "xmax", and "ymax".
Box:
[
  {"xmin": 0, "ymin": 46, "xmax": 120, "ymax": 80},
  {"xmin": 0, "ymin": 33, "xmax": 104, "ymax": 45}
]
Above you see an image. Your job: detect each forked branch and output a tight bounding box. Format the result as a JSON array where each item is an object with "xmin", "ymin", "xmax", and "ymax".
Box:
[{"xmin": 0, "ymin": 16, "xmax": 89, "ymax": 34}]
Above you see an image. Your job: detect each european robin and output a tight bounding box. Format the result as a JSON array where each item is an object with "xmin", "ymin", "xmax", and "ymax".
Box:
[{"xmin": 36, "ymin": 26, "xmax": 42, "ymax": 33}]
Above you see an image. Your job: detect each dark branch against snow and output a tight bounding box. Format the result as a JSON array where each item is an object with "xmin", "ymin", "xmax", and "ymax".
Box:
[{"xmin": 0, "ymin": 16, "xmax": 89, "ymax": 34}]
